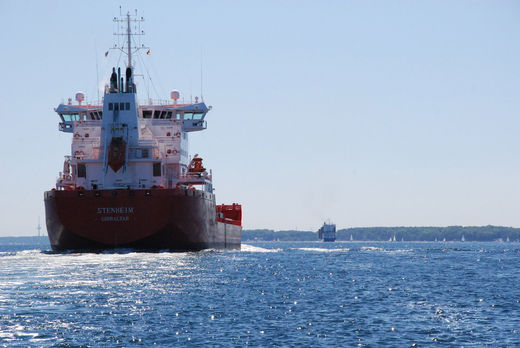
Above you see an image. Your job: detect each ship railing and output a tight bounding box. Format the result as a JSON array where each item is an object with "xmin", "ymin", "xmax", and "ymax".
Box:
[
  {"xmin": 149, "ymin": 119, "xmax": 182, "ymax": 126},
  {"xmin": 138, "ymin": 139, "xmax": 157, "ymax": 146},
  {"xmin": 138, "ymin": 135, "xmax": 155, "ymax": 143},
  {"xmin": 72, "ymin": 136, "xmax": 101, "ymax": 143},
  {"xmin": 56, "ymin": 172, "xmax": 74, "ymax": 188},
  {"xmin": 139, "ymin": 98, "xmax": 199, "ymax": 106},
  {"xmin": 75, "ymin": 120, "xmax": 102, "ymax": 127},
  {"xmin": 177, "ymin": 173, "xmax": 212, "ymax": 185}
]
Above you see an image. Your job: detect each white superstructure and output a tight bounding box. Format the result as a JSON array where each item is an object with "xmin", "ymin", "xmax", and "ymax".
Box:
[{"xmin": 54, "ymin": 12, "xmax": 212, "ymax": 193}]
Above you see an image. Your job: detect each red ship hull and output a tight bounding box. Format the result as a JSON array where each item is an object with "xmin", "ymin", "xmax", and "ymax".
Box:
[{"xmin": 44, "ymin": 188, "xmax": 241, "ymax": 252}]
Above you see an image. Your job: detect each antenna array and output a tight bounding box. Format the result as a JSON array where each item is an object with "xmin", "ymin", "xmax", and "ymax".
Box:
[{"xmin": 111, "ymin": 10, "xmax": 149, "ymax": 68}]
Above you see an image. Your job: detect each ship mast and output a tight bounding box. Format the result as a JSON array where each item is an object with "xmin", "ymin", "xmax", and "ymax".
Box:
[
  {"xmin": 126, "ymin": 12, "xmax": 132, "ymax": 68},
  {"xmin": 111, "ymin": 10, "xmax": 148, "ymax": 69}
]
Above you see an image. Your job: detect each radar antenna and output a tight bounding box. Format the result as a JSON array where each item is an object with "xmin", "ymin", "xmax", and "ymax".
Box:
[{"xmin": 111, "ymin": 10, "xmax": 149, "ymax": 68}]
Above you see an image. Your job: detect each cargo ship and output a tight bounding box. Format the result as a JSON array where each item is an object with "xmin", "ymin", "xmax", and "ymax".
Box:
[
  {"xmin": 317, "ymin": 222, "xmax": 336, "ymax": 242},
  {"xmin": 44, "ymin": 12, "xmax": 242, "ymax": 251}
]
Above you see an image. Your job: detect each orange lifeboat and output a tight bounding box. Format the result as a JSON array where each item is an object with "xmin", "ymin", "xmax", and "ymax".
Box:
[{"xmin": 188, "ymin": 157, "xmax": 206, "ymax": 173}]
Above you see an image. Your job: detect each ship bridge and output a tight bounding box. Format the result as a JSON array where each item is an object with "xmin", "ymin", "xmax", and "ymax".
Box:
[
  {"xmin": 55, "ymin": 101, "xmax": 209, "ymax": 133},
  {"xmin": 139, "ymin": 102, "xmax": 210, "ymax": 132},
  {"xmin": 55, "ymin": 104, "xmax": 103, "ymax": 132}
]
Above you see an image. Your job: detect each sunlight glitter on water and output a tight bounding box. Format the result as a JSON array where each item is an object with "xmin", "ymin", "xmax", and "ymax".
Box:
[{"xmin": 0, "ymin": 241, "xmax": 519, "ymax": 346}]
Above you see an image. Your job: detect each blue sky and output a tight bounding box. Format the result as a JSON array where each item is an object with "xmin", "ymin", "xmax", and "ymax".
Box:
[{"xmin": 0, "ymin": 1, "xmax": 519, "ymax": 235}]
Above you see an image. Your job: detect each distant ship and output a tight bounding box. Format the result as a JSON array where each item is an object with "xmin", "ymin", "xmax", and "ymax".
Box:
[
  {"xmin": 318, "ymin": 222, "xmax": 336, "ymax": 242},
  {"xmin": 44, "ymin": 12, "xmax": 242, "ymax": 251}
]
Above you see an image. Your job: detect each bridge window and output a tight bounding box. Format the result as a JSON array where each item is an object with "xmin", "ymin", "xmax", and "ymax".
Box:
[
  {"xmin": 193, "ymin": 113, "xmax": 204, "ymax": 120},
  {"xmin": 184, "ymin": 113, "xmax": 193, "ymax": 120},
  {"xmin": 89, "ymin": 111, "xmax": 102, "ymax": 120},
  {"xmin": 61, "ymin": 113, "xmax": 80, "ymax": 122},
  {"xmin": 142, "ymin": 110, "xmax": 152, "ymax": 119},
  {"xmin": 153, "ymin": 110, "xmax": 161, "ymax": 119}
]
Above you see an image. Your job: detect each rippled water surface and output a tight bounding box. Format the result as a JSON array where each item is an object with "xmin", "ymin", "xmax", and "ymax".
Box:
[{"xmin": 1, "ymin": 241, "xmax": 519, "ymax": 346}]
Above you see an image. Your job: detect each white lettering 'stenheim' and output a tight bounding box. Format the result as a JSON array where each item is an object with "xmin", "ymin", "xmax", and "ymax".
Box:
[{"xmin": 97, "ymin": 207, "xmax": 135, "ymax": 214}]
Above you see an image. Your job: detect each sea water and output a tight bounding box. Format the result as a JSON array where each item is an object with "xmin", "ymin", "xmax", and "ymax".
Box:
[{"xmin": 0, "ymin": 240, "xmax": 519, "ymax": 346}]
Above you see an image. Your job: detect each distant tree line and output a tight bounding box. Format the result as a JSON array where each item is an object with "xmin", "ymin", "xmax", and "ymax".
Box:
[{"xmin": 243, "ymin": 226, "xmax": 520, "ymax": 242}]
